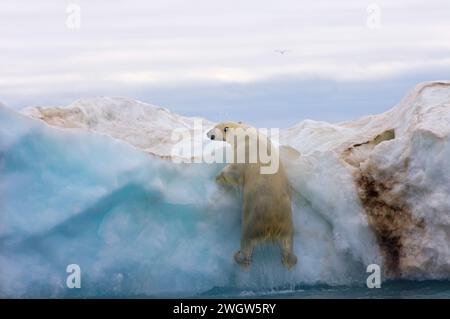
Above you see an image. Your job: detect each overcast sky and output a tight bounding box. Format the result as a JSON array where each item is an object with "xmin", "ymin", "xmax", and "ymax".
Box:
[{"xmin": 1, "ymin": 0, "xmax": 450, "ymax": 127}]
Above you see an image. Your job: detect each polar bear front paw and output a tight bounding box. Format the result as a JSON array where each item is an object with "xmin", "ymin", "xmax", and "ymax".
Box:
[
  {"xmin": 282, "ymin": 253, "xmax": 298, "ymax": 269},
  {"xmin": 234, "ymin": 251, "xmax": 251, "ymax": 268},
  {"xmin": 215, "ymin": 172, "xmax": 227, "ymax": 185}
]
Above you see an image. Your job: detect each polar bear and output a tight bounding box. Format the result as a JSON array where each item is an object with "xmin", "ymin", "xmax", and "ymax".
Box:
[{"xmin": 207, "ymin": 121, "xmax": 297, "ymax": 268}]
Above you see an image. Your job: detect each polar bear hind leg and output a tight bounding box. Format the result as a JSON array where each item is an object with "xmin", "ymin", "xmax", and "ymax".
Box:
[
  {"xmin": 234, "ymin": 238, "xmax": 256, "ymax": 268},
  {"xmin": 278, "ymin": 236, "xmax": 298, "ymax": 268}
]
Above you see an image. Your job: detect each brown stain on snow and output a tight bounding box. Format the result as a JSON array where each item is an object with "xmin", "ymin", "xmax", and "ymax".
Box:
[{"xmin": 342, "ymin": 129, "xmax": 425, "ymax": 277}]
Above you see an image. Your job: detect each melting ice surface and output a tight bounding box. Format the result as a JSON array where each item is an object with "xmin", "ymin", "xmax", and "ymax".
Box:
[{"xmin": 1, "ymin": 81, "xmax": 450, "ymax": 297}]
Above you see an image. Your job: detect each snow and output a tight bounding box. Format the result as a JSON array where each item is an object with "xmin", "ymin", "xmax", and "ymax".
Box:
[
  {"xmin": 22, "ymin": 97, "xmax": 214, "ymax": 158},
  {"xmin": 281, "ymin": 81, "xmax": 450, "ymax": 278},
  {"xmin": 1, "ymin": 81, "xmax": 450, "ymax": 297}
]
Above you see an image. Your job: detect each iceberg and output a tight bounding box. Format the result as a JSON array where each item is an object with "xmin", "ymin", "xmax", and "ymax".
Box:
[{"xmin": 1, "ymin": 81, "xmax": 449, "ymax": 297}]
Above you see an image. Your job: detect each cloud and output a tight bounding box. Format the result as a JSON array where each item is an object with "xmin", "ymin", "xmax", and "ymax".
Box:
[{"xmin": 0, "ymin": 0, "xmax": 449, "ymax": 125}]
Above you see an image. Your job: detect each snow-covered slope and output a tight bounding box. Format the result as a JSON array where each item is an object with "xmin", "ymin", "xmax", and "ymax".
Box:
[
  {"xmin": 22, "ymin": 97, "xmax": 213, "ymax": 158},
  {"xmin": 1, "ymin": 81, "xmax": 449, "ymax": 297},
  {"xmin": 281, "ymin": 81, "xmax": 450, "ymax": 278}
]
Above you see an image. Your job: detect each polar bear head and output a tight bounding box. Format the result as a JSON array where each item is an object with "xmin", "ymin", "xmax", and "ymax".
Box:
[
  {"xmin": 206, "ymin": 121, "xmax": 248, "ymax": 143},
  {"xmin": 206, "ymin": 121, "xmax": 280, "ymax": 174}
]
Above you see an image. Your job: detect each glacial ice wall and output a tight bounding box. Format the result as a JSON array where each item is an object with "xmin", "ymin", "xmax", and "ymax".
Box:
[
  {"xmin": 0, "ymin": 106, "xmax": 372, "ymax": 298},
  {"xmin": 1, "ymin": 81, "xmax": 450, "ymax": 297}
]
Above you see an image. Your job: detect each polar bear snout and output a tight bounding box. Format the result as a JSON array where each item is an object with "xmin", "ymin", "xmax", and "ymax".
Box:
[
  {"xmin": 206, "ymin": 129, "xmax": 214, "ymax": 140},
  {"xmin": 207, "ymin": 128, "xmax": 222, "ymax": 141}
]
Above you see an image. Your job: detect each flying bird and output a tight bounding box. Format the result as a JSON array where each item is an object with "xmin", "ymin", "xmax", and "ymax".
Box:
[{"xmin": 275, "ymin": 49, "xmax": 291, "ymax": 55}]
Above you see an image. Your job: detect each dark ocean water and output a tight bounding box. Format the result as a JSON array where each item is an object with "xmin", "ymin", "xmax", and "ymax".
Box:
[
  {"xmin": 194, "ymin": 280, "xmax": 450, "ymax": 299},
  {"xmin": 21, "ymin": 278, "xmax": 449, "ymax": 299}
]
